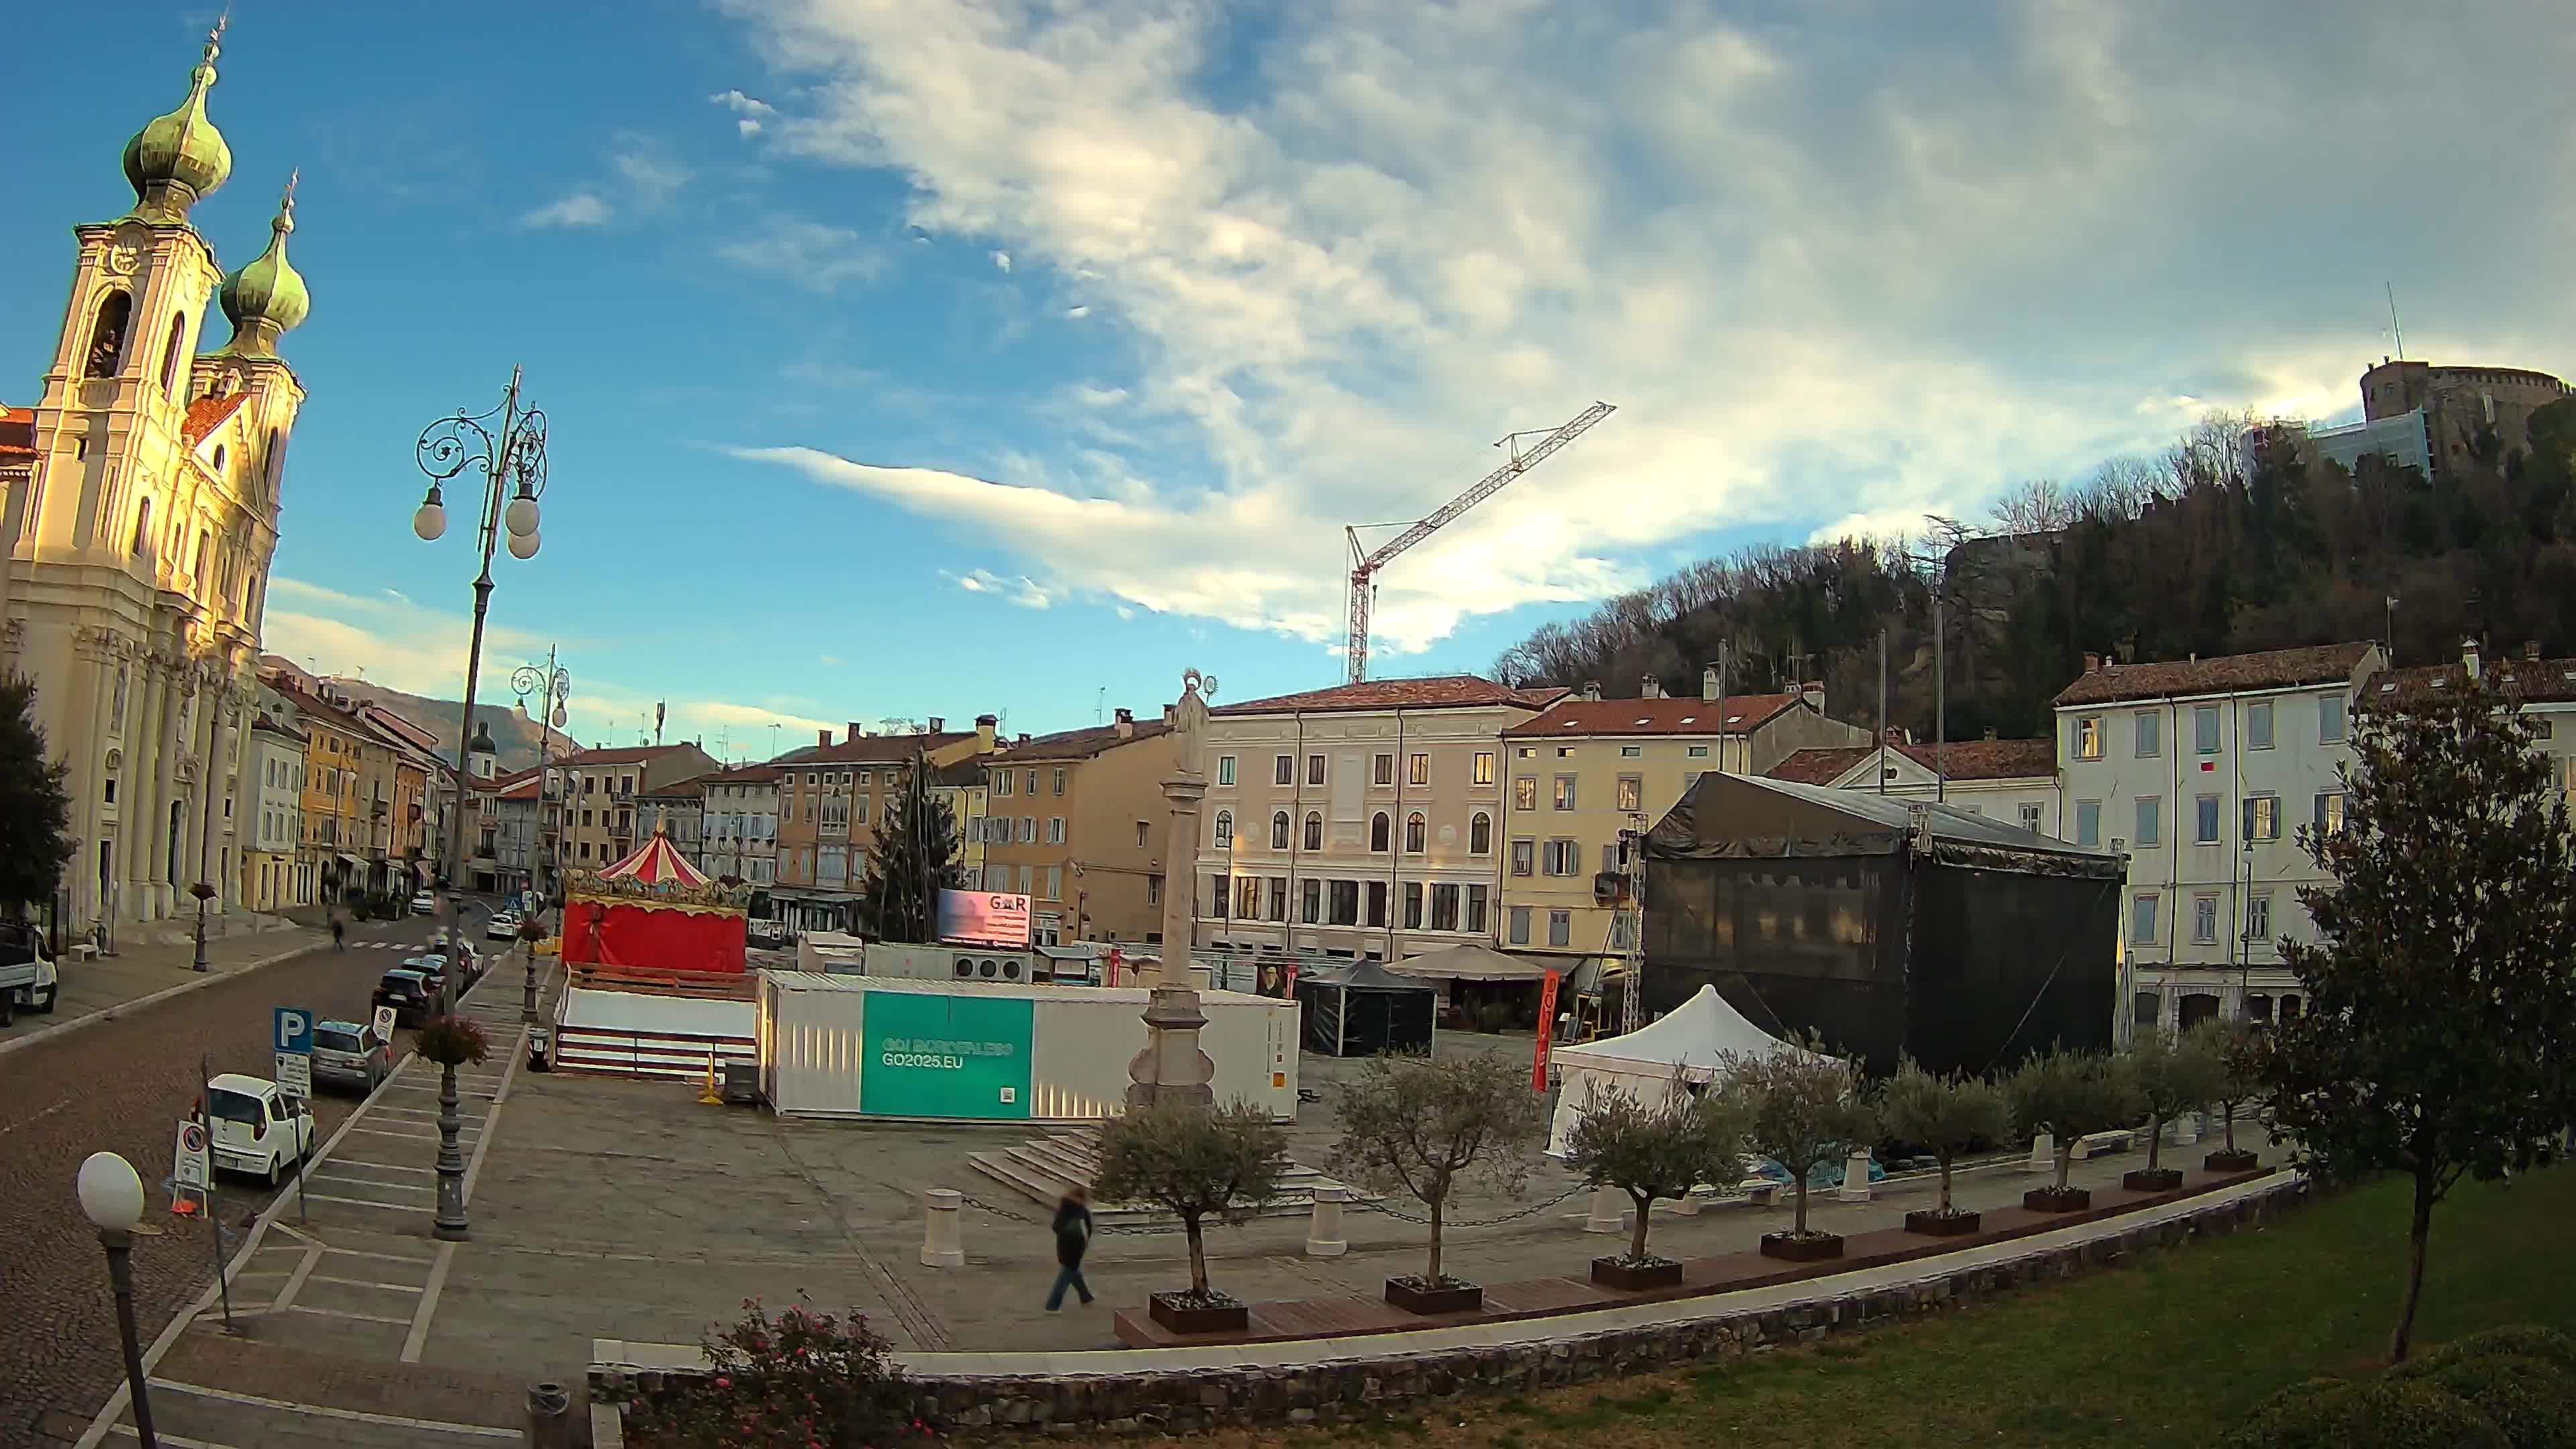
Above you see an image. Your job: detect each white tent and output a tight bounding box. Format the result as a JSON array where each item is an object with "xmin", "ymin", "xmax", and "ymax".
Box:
[{"xmin": 1546, "ymin": 984, "xmax": 1834, "ymax": 1155}]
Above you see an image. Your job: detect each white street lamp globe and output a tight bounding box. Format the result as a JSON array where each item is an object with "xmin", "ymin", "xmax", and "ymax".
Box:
[
  {"xmin": 76, "ymin": 1151, "xmax": 144, "ymax": 1232},
  {"xmin": 412, "ymin": 499, "xmax": 447, "ymax": 541},
  {"xmin": 506, "ymin": 529, "xmax": 540, "ymax": 560},
  {"xmin": 550, "ymin": 704, "xmax": 568, "ymax": 728},
  {"xmin": 504, "ymin": 495, "xmax": 540, "ymax": 538}
]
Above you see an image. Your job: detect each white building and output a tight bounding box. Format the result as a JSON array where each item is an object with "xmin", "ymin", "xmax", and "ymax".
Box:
[
  {"xmin": 2053, "ymin": 642, "xmax": 2385, "ymax": 1041},
  {"xmin": 2379, "ymin": 639, "xmax": 2576, "ymax": 807},
  {"xmin": 1766, "ymin": 733, "xmax": 2061, "ymax": 837},
  {"xmin": 700, "ymin": 763, "xmax": 781, "ymax": 890},
  {"xmin": 241, "ymin": 713, "xmax": 306, "ymax": 911}
]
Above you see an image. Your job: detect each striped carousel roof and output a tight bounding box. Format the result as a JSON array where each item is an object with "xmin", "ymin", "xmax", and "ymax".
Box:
[{"xmin": 596, "ymin": 817, "xmax": 709, "ymax": 889}]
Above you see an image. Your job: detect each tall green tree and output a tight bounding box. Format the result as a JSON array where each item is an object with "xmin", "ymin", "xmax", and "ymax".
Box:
[
  {"xmin": 857, "ymin": 758, "xmax": 962, "ymax": 943},
  {"xmin": 2267, "ymin": 665, "xmax": 2576, "ymax": 1363},
  {"xmin": 0, "ymin": 674, "xmax": 74, "ymax": 913}
]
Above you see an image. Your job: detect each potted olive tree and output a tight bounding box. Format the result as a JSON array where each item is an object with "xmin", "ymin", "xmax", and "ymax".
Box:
[
  {"xmin": 1328, "ymin": 1051, "xmax": 1544, "ymax": 1315},
  {"xmin": 2192, "ymin": 1020, "xmax": 2265, "ymax": 1173},
  {"xmin": 1094, "ymin": 1099, "xmax": 1288, "ymax": 1335},
  {"xmin": 2007, "ymin": 1047, "xmax": 2139, "ymax": 1212},
  {"xmin": 1876, "ymin": 1058, "xmax": 2013, "ymax": 1236},
  {"xmin": 1562, "ymin": 1071, "xmax": 1752, "ymax": 1289},
  {"xmin": 1721, "ymin": 1038, "xmax": 1874, "ymax": 1263},
  {"xmin": 2123, "ymin": 1028, "xmax": 2226, "ymax": 1192}
]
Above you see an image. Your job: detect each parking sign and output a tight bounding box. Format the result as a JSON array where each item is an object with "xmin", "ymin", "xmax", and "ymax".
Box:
[
  {"xmin": 173, "ymin": 1120, "xmax": 209, "ymax": 1191},
  {"xmin": 274, "ymin": 1006, "xmax": 314, "ymax": 1098}
]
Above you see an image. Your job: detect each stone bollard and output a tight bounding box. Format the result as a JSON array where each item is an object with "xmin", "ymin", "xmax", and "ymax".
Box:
[
  {"xmin": 1305, "ymin": 1186, "xmax": 1350, "ymax": 1256},
  {"xmin": 1585, "ymin": 1185, "xmax": 1626, "ymax": 1234},
  {"xmin": 920, "ymin": 1188, "xmax": 965, "ymax": 1269},
  {"xmin": 1836, "ymin": 1147, "xmax": 1873, "ymax": 1203},
  {"xmin": 1670, "ymin": 1187, "xmax": 1701, "ymax": 1216},
  {"xmin": 2173, "ymin": 1111, "xmax": 2200, "ymax": 1146},
  {"xmin": 525, "ymin": 1381, "xmax": 572, "ymax": 1448},
  {"xmin": 2026, "ymin": 1131, "xmax": 2055, "ymax": 1173}
]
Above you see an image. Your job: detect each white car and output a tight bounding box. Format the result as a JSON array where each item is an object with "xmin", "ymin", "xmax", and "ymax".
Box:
[
  {"xmin": 485, "ymin": 910, "xmax": 522, "ymax": 942},
  {"xmin": 409, "ymin": 892, "xmax": 438, "ymax": 916},
  {"xmin": 204, "ymin": 1073, "xmax": 316, "ymax": 1188}
]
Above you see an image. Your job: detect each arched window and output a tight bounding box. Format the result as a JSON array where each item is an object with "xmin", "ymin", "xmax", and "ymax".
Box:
[
  {"xmin": 85, "ymin": 290, "xmax": 133, "ymax": 379},
  {"xmin": 1270, "ymin": 811, "xmax": 1289, "ymax": 849},
  {"xmin": 263, "ymin": 427, "xmax": 284, "ymax": 498},
  {"xmin": 1303, "ymin": 812, "xmax": 1322, "ymax": 851},
  {"xmin": 1370, "ymin": 812, "xmax": 1390, "ymax": 852},
  {"xmin": 1469, "ymin": 812, "xmax": 1492, "ymax": 855},
  {"xmin": 157, "ymin": 313, "xmax": 187, "ymax": 394},
  {"xmin": 1405, "ymin": 812, "xmax": 1426, "ymax": 853},
  {"xmin": 130, "ymin": 496, "xmax": 153, "ymax": 556},
  {"xmin": 211, "ymin": 444, "xmax": 226, "ymax": 474},
  {"xmin": 194, "ymin": 530, "xmax": 209, "ymax": 577},
  {"xmin": 1212, "ymin": 810, "xmax": 1232, "ymax": 847}
]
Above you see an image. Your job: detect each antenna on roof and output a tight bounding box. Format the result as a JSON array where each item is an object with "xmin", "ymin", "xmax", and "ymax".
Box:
[{"xmin": 2385, "ymin": 282, "xmax": 2405, "ymax": 362}]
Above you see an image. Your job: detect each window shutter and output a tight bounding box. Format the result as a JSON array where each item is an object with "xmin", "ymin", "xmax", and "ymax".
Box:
[
  {"xmin": 2313, "ymin": 793, "xmax": 2326, "ymax": 835},
  {"xmin": 2242, "ymin": 798, "xmax": 2255, "ymax": 839}
]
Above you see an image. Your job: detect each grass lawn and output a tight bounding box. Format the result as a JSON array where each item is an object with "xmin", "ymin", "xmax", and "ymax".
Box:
[{"xmin": 1147, "ymin": 1165, "xmax": 2574, "ymax": 1449}]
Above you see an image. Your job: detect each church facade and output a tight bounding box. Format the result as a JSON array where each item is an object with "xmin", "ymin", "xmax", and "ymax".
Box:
[{"xmin": 0, "ymin": 25, "xmax": 312, "ymax": 935}]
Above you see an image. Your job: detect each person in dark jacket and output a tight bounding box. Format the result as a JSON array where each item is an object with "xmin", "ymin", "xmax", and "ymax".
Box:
[{"xmin": 1045, "ymin": 1184, "xmax": 1095, "ymax": 1310}]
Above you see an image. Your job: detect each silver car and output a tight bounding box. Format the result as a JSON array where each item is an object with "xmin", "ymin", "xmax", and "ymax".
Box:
[{"xmin": 311, "ymin": 1018, "xmax": 390, "ymax": 1091}]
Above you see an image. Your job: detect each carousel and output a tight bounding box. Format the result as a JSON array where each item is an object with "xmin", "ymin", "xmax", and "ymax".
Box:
[
  {"xmin": 560, "ymin": 815, "xmax": 751, "ymax": 975},
  {"xmin": 549, "ymin": 816, "xmax": 760, "ymax": 1082}
]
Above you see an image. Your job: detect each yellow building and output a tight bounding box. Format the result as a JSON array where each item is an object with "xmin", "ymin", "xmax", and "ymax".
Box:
[
  {"xmin": 979, "ymin": 708, "xmax": 1173, "ymax": 946},
  {"xmin": 279, "ymin": 687, "xmax": 368, "ymax": 902},
  {"xmin": 1497, "ymin": 681, "xmax": 1869, "ymax": 976},
  {"xmin": 1, "ymin": 30, "xmax": 310, "ymax": 931},
  {"xmin": 928, "ymin": 759, "xmax": 992, "ymax": 902}
]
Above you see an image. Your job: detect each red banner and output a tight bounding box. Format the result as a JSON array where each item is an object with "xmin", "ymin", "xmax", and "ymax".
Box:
[{"xmin": 1532, "ymin": 968, "xmax": 1562, "ymax": 1091}]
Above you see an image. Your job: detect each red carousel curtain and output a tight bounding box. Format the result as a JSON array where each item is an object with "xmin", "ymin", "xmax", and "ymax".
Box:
[{"xmin": 561, "ymin": 900, "xmax": 745, "ymax": 974}]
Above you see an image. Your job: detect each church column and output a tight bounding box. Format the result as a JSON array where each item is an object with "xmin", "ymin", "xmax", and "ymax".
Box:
[
  {"xmin": 118, "ymin": 653, "xmax": 163, "ymax": 922},
  {"xmin": 146, "ymin": 651, "xmax": 187, "ymax": 920},
  {"xmin": 71, "ymin": 631, "xmax": 116, "ymax": 927}
]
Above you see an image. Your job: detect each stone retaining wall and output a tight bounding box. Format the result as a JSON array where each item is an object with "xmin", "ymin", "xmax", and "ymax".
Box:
[{"xmin": 595, "ymin": 1176, "xmax": 2309, "ymax": 1440}]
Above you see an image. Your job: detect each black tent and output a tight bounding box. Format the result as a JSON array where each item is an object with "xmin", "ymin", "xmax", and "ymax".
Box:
[{"xmin": 1295, "ymin": 960, "xmax": 1438, "ymax": 1057}]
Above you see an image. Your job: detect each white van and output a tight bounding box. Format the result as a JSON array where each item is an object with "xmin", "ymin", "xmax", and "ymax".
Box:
[{"xmin": 0, "ymin": 925, "xmax": 58, "ymax": 1026}]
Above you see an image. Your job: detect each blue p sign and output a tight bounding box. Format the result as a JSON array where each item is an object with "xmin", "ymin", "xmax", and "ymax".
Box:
[{"xmin": 274, "ymin": 1006, "xmax": 313, "ymax": 1056}]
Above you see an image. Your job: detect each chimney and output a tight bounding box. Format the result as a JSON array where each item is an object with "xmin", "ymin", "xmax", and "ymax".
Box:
[
  {"xmin": 1582, "ymin": 680, "xmax": 1603, "ymax": 702},
  {"xmin": 848, "ymin": 721, "xmax": 865, "ymax": 741},
  {"xmin": 817, "ymin": 728, "xmax": 832, "ymax": 748},
  {"xmin": 2083, "ymin": 652, "xmax": 2100, "ymax": 674},
  {"xmin": 975, "ymin": 713, "xmax": 998, "ymax": 751},
  {"xmin": 2463, "ymin": 637, "xmax": 2481, "ymax": 681},
  {"xmin": 2525, "ymin": 641, "xmax": 2542, "ymax": 662},
  {"xmin": 1883, "ymin": 726, "xmax": 1903, "ymax": 745},
  {"xmin": 1701, "ymin": 665, "xmax": 1721, "ymax": 702},
  {"xmin": 1114, "ymin": 707, "xmax": 1134, "ymax": 739},
  {"xmin": 1983, "ymin": 726, "xmax": 1998, "ymax": 741},
  {"xmin": 1017, "ymin": 733, "xmax": 1030, "ymax": 745},
  {"xmin": 928, "ymin": 716, "xmax": 946, "ymax": 733},
  {"xmin": 1801, "ymin": 682, "xmax": 1824, "ymax": 714},
  {"xmin": 1641, "ymin": 676, "xmax": 1664, "ymax": 699}
]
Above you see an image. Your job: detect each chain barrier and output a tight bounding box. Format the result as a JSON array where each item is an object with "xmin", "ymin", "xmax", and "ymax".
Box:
[
  {"xmin": 951, "ymin": 1192, "xmax": 1037, "ymax": 1224},
  {"xmin": 1348, "ymin": 1183, "xmax": 1589, "ymax": 1228},
  {"xmin": 955, "ymin": 1183, "xmax": 1600, "ymax": 1236}
]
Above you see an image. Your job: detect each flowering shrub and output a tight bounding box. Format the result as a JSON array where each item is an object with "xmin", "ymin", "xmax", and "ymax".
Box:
[
  {"xmin": 619, "ymin": 1297, "xmax": 913, "ymax": 1448},
  {"xmin": 415, "ymin": 1016, "xmax": 491, "ymax": 1068}
]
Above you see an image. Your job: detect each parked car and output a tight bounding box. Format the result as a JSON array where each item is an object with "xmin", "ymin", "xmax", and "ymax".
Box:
[
  {"xmin": 372, "ymin": 968, "xmax": 434, "ymax": 1026},
  {"xmin": 484, "ymin": 910, "xmax": 522, "ymax": 942},
  {"xmin": 0, "ymin": 922, "xmax": 58, "ymax": 1026},
  {"xmin": 311, "ymin": 1018, "xmax": 392, "ymax": 1092},
  {"xmin": 410, "ymin": 891, "xmax": 437, "ymax": 916},
  {"xmin": 205, "ymin": 1073, "xmax": 315, "ymax": 1187},
  {"xmin": 400, "ymin": 955, "xmax": 453, "ymax": 998}
]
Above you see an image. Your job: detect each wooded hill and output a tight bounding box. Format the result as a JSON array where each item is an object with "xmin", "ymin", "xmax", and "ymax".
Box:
[{"xmin": 1490, "ymin": 401, "xmax": 2576, "ymax": 742}]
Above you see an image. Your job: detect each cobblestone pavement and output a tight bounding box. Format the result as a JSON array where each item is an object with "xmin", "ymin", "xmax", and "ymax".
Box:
[{"xmin": 0, "ymin": 914, "xmax": 482, "ymax": 1449}]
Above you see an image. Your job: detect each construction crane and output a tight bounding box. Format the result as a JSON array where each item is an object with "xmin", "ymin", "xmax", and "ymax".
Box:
[{"xmin": 1343, "ymin": 400, "xmax": 1617, "ymax": 684}]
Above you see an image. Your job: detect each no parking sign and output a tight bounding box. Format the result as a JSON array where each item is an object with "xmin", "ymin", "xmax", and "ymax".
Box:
[{"xmin": 173, "ymin": 1119, "xmax": 209, "ymax": 1191}]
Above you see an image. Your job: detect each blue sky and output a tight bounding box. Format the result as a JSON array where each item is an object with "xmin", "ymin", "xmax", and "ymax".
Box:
[{"xmin": 6, "ymin": 1, "xmax": 2569, "ymax": 757}]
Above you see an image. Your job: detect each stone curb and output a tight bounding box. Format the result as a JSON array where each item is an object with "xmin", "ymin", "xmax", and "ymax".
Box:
[
  {"xmin": 0, "ymin": 933, "xmax": 323, "ymax": 1063},
  {"xmin": 594, "ymin": 1176, "xmax": 2312, "ymax": 1438}
]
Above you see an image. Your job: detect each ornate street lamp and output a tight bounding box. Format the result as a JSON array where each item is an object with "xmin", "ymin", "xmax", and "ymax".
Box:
[
  {"xmin": 411, "ymin": 367, "xmax": 548, "ymax": 1024},
  {"xmin": 76, "ymin": 1152, "xmax": 157, "ymax": 1448}
]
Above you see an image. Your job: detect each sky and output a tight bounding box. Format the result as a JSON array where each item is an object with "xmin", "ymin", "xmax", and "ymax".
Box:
[{"xmin": 5, "ymin": 1, "xmax": 2571, "ymax": 758}]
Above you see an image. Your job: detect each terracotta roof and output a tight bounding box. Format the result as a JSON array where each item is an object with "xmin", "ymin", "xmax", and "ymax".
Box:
[
  {"xmin": 638, "ymin": 777, "xmax": 708, "ymax": 800},
  {"xmin": 564, "ymin": 743, "xmax": 716, "ymax": 767},
  {"xmin": 769, "ymin": 731, "xmax": 973, "ymax": 766},
  {"xmin": 1504, "ymin": 694, "xmax": 1801, "ymax": 739},
  {"xmin": 2052, "ymin": 643, "xmax": 2376, "ymax": 708},
  {"xmin": 469, "ymin": 765, "xmax": 543, "ymax": 795},
  {"xmin": 1214, "ymin": 676, "xmax": 1566, "ymax": 717},
  {"xmin": 697, "ymin": 763, "xmax": 782, "ymax": 785},
  {"xmin": 2371, "ymin": 657, "xmax": 2576, "ymax": 706},
  {"xmin": 249, "ymin": 712, "xmax": 308, "ymax": 744},
  {"xmin": 497, "ymin": 775, "xmax": 543, "ymax": 802},
  {"xmin": 0, "ymin": 405, "xmax": 32, "ymax": 462},
  {"xmin": 931, "ymin": 759, "xmax": 987, "ymax": 787},
  {"xmin": 997, "ymin": 718, "xmax": 1172, "ymax": 761},
  {"xmin": 180, "ymin": 392, "xmax": 248, "ymax": 448},
  {"xmin": 1766, "ymin": 737, "xmax": 2057, "ymax": 786}
]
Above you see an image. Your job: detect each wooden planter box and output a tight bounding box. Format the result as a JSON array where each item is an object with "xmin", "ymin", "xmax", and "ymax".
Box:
[
  {"xmin": 2204, "ymin": 1148, "xmax": 2261, "ymax": 1173},
  {"xmin": 2123, "ymin": 1167, "xmax": 2185, "ymax": 1193},
  {"xmin": 1758, "ymin": 1231, "xmax": 1844, "ymax": 1263},
  {"xmin": 2024, "ymin": 1187, "xmax": 2092, "ymax": 1213},
  {"xmin": 1904, "ymin": 1208, "xmax": 1982, "ymax": 1236},
  {"xmin": 1590, "ymin": 1256, "xmax": 1684, "ymax": 1291},
  {"xmin": 1148, "ymin": 1291, "xmax": 1248, "ymax": 1335},
  {"xmin": 1383, "ymin": 1277, "xmax": 1483, "ymax": 1315}
]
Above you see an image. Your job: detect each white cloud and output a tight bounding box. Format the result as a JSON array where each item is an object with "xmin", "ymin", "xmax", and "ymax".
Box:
[
  {"xmin": 721, "ymin": 0, "xmax": 2576, "ymax": 659},
  {"xmin": 1071, "ymin": 384, "xmax": 1127, "ymax": 407},
  {"xmin": 612, "ymin": 141, "xmax": 690, "ymax": 203},
  {"xmin": 991, "ymin": 249, "xmax": 1012, "ymax": 272},
  {"xmin": 819, "ymin": 653, "xmax": 845, "ymax": 667},
  {"xmin": 1064, "ymin": 305, "xmax": 1091, "ymax": 319},
  {"xmin": 716, "ymin": 217, "xmax": 888, "ymax": 291},
  {"xmin": 711, "ymin": 89, "xmax": 775, "ymax": 118},
  {"xmin": 520, "ymin": 193, "xmax": 609, "ymax": 228},
  {"xmin": 263, "ymin": 578, "xmax": 557, "ymax": 704},
  {"xmin": 946, "ymin": 566, "xmax": 1054, "ymax": 610}
]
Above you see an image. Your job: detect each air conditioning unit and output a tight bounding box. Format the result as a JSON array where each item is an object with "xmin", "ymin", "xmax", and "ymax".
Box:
[{"xmin": 867, "ymin": 943, "xmax": 1035, "ymax": 985}]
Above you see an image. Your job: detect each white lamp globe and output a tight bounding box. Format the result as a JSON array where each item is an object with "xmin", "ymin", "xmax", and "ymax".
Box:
[
  {"xmin": 412, "ymin": 498, "xmax": 447, "ymax": 542},
  {"xmin": 76, "ymin": 1151, "xmax": 144, "ymax": 1232},
  {"xmin": 550, "ymin": 704, "xmax": 568, "ymax": 728},
  {"xmin": 506, "ymin": 529, "xmax": 540, "ymax": 560},
  {"xmin": 504, "ymin": 494, "xmax": 540, "ymax": 538}
]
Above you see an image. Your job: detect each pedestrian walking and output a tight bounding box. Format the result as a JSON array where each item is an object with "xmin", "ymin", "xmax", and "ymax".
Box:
[
  {"xmin": 330, "ymin": 914, "xmax": 345, "ymax": 951},
  {"xmin": 1045, "ymin": 1184, "xmax": 1095, "ymax": 1310}
]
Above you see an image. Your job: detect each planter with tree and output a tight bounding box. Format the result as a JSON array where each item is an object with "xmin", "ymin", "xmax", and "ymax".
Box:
[
  {"xmin": 1561, "ymin": 1070, "xmax": 1753, "ymax": 1289},
  {"xmin": 2264, "ymin": 665, "xmax": 2576, "ymax": 1364},
  {"xmin": 2193, "ymin": 1020, "xmax": 2266, "ymax": 1173},
  {"xmin": 1093, "ymin": 1099, "xmax": 1287, "ymax": 1334},
  {"xmin": 1328, "ymin": 1051, "xmax": 1544, "ymax": 1314},
  {"xmin": 2123, "ymin": 1026, "xmax": 2226, "ymax": 1191},
  {"xmin": 416, "ymin": 1015, "xmax": 492, "ymax": 1241},
  {"xmin": 2007, "ymin": 1046, "xmax": 2139, "ymax": 1212},
  {"xmin": 1721, "ymin": 1036, "xmax": 1874, "ymax": 1263},
  {"xmin": 1876, "ymin": 1058, "xmax": 2013, "ymax": 1236}
]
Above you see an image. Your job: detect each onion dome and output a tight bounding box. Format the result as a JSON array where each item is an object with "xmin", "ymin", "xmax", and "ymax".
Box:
[
  {"xmin": 122, "ymin": 23, "xmax": 233, "ymax": 223},
  {"xmin": 217, "ymin": 175, "xmax": 310, "ymax": 358}
]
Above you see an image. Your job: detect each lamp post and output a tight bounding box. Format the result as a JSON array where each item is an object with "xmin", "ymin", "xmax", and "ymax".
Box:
[
  {"xmin": 411, "ymin": 367, "xmax": 548, "ymax": 1018},
  {"xmin": 513, "ymin": 650, "xmax": 570, "ymax": 904},
  {"xmin": 76, "ymin": 1151, "xmax": 158, "ymax": 1448}
]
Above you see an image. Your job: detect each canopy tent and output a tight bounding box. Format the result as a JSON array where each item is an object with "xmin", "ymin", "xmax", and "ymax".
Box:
[
  {"xmin": 1295, "ymin": 959, "xmax": 1438, "ymax": 1057},
  {"xmin": 1389, "ymin": 943, "xmax": 1554, "ymax": 981},
  {"xmin": 1546, "ymin": 983, "xmax": 1835, "ymax": 1155},
  {"xmin": 561, "ymin": 814, "xmax": 751, "ymax": 975}
]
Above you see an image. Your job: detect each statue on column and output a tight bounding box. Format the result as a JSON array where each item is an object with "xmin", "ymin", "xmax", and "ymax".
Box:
[{"xmin": 1127, "ymin": 667, "xmax": 1219, "ymax": 1112}]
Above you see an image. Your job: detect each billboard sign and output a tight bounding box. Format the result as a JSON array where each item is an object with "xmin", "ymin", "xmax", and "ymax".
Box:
[
  {"xmin": 936, "ymin": 890, "xmax": 1032, "ymax": 949},
  {"xmin": 861, "ymin": 991, "xmax": 1034, "ymax": 1120}
]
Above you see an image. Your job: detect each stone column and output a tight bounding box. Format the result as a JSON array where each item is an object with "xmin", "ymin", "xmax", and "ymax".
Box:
[
  {"xmin": 1126, "ymin": 670, "xmax": 1218, "ymax": 1113},
  {"xmin": 919, "ymin": 1189, "xmax": 965, "ymax": 1268},
  {"xmin": 1584, "ymin": 1185, "xmax": 1625, "ymax": 1234},
  {"xmin": 1304, "ymin": 1185, "xmax": 1348, "ymax": 1256}
]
